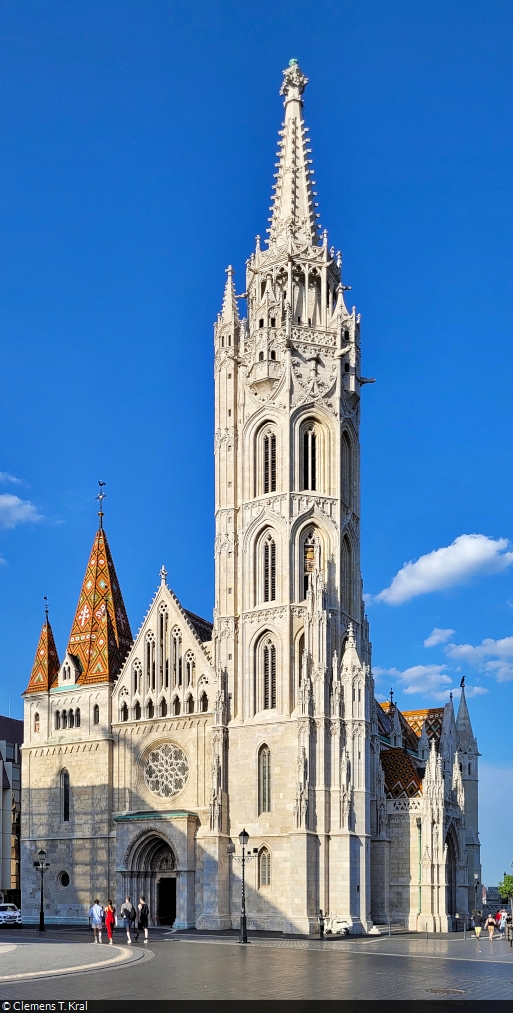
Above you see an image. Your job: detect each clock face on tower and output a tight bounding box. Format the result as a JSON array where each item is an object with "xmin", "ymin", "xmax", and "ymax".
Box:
[{"xmin": 144, "ymin": 743, "xmax": 189, "ymax": 799}]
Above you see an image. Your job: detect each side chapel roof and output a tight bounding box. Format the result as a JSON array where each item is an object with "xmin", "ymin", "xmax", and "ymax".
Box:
[
  {"xmin": 25, "ymin": 616, "xmax": 60, "ymax": 694},
  {"xmin": 401, "ymin": 707, "xmax": 444, "ymax": 743},
  {"xmin": 67, "ymin": 526, "xmax": 133, "ymax": 684}
]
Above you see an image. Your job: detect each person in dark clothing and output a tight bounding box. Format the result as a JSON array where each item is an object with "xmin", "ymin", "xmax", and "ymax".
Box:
[
  {"xmin": 474, "ymin": 911, "xmax": 483, "ymax": 938},
  {"xmin": 318, "ymin": 909, "xmax": 325, "ymax": 939},
  {"xmin": 135, "ymin": 895, "xmax": 150, "ymax": 944}
]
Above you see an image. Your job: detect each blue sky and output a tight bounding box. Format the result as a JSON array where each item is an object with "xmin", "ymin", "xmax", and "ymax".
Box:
[{"xmin": 1, "ymin": 0, "xmax": 512, "ymax": 884}]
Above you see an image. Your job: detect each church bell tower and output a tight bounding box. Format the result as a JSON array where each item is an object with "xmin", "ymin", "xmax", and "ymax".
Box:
[{"xmin": 213, "ymin": 60, "xmax": 373, "ymax": 933}]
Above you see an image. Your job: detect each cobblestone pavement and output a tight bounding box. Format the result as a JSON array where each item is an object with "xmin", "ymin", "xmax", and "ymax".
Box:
[{"xmin": 0, "ymin": 929, "xmax": 512, "ymax": 1001}]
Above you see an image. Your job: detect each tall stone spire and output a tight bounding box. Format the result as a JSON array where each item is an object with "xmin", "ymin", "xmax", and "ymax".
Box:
[
  {"xmin": 267, "ymin": 60, "xmax": 321, "ymax": 248},
  {"xmin": 220, "ymin": 265, "xmax": 239, "ymax": 325},
  {"xmin": 456, "ymin": 685, "xmax": 476, "ymax": 751},
  {"xmin": 67, "ymin": 526, "xmax": 133, "ymax": 684},
  {"xmin": 25, "ymin": 611, "xmax": 60, "ymax": 694}
]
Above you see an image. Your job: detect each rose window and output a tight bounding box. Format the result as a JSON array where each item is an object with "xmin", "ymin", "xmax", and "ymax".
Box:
[{"xmin": 144, "ymin": 744, "xmax": 189, "ymax": 798}]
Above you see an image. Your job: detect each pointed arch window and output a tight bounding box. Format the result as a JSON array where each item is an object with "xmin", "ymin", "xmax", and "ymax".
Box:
[
  {"xmin": 134, "ymin": 701, "xmax": 141, "ymax": 720},
  {"xmin": 341, "ymin": 430, "xmax": 353, "ymax": 509},
  {"xmin": 55, "ymin": 710, "xmax": 61, "ymax": 731},
  {"xmin": 93, "ymin": 704, "xmax": 100, "ymax": 725},
  {"xmin": 303, "ymin": 530, "xmax": 316, "ymax": 600},
  {"xmin": 159, "ymin": 605, "xmax": 169, "ymax": 690},
  {"xmin": 75, "ymin": 708, "xmax": 80, "ymax": 728},
  {"xmin": 297, "ymin": 632, "xmax": 305, "ymax": 688},
  {"xmin": 159, "ymin": 698, "xmax": 168, "ymax": 718},
  {"xmin": 258, "ymin": 745, "xmax": 271, "ymax": 813},
  {"xmin": 172, "ymin": 627, "xmax": 182, "ymax": 687},
  {"xmin": 68, "ymin": 709, "xmax": 74, "ymax": 729},
  {"xmin": 341, "ymin": 534, "xmax": 353, "ymax": 616},
  {"xmin": 263, "ymin": 636, "xmax": 275, "ymax": 709},
  {"xmin": 133, "ymin": 661, "xmax": 142, "ymax": 696},
  {"xmin": 200, "ymin": 692, "xmax": 208, "ymax": 713},
  {"xmin": 185, "ymin": 651, "xmax": 195, "ymax": 687},
  {"xmin": 61, "ymin": 769, "xmax": 70, "ymax": 823},
  {"xmin": 186, "ymin": 695, "xmax": 194, "ymax": 714},
  {"xmin": 173, "ymin": 697, "xmax": 181, "ymax": 716},
  {"xmin": 263, "ymin": 533, "xmax": 276, "ymax": 603},
  {"xmin": 34, "ymin": 712, "xmax": 40, "ymax": 733},
  {"xmin": 121, "ymin": 702, "xmax": 128, "ymax": 722},
  {"xmin": 147, "ymin": 700, "xmax": 154, "ymax": 719},
  {"xmin": 303, "ymin": 424, "xmax": 317, "ymax": 491},
  {"xmin": 259, "ymin": 847, "xmax": 271, "ymax": 887},
  {"xmin": 62, "ymin": 710, "xmax": 68, "ymax": 730},
  {"xmin": 263, "ymin": 432, "xmax": 277, "ymax": 494}
]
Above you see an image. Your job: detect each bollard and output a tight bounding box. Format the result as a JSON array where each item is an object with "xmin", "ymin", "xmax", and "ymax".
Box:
[
  {"xmin": 464, "ymin": 920, "xmax": 466, "ymax": 941},
  {"xmin": 388, "ymin": 919, "xmax": 391, "ymax": 938}
]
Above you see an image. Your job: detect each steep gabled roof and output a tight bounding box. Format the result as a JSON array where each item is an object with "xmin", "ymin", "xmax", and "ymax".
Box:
[
  {"xmin": 377, "ymin": 701, "xmax": 419, "ymax": 752},
  {"xmin": 184, "ymin": 609, "xmax": 213, "ymax": 645},
  {"xmin": 380, "ymin": 748, "xmax": 422, "ymax": 799},
  {"xmin": 67, "ymin": 527, "xmax": 133, "ymax": 684},
  {"xmin": 25, "ymin": 617, "xmax": 60, "ymax": 694}
]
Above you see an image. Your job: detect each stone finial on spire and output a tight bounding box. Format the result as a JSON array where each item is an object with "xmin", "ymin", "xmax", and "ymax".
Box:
[
  {"xmin": 159, "ymin": 565, "xmax": 168, "ymax": 585},
  {"xmin": 280, "ymin": 59, "xmax": 308, "ymax": 104},
  {"xmin": 220, "ymin": 266, "xmax": 240, "ymax": 325},
  {"xmin": 267, "ymin": 60, "xmax": 321, "ymax": 248}
]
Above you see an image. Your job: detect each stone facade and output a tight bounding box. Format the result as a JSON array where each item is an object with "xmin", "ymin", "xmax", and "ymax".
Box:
[{"xmin": 21, "ymin": 61, "xmax": 480, "ymax": 932}]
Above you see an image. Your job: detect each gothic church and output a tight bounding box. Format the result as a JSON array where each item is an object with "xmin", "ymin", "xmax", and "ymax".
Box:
[{"xmin": 22, "ymin": 61, "xmax": 480, "ymax": 933}]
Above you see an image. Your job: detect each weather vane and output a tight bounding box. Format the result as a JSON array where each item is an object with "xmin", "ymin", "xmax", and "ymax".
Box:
[
  {"xmin": 96, "ymin": 481, "xmax": 107, "ymax": 529},
  {"xmin": 389, "ymin": 687, "xmax": 394, "ymax": 706},
  {"xmin": 44, "ymin": 596, "xmax": 49, "ymax": 620}
]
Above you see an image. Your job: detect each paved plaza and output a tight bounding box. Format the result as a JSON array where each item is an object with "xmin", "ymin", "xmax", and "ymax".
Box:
[{"xmin": 0, "ymin": 928, "xmax": 512, "ymax": 1001}]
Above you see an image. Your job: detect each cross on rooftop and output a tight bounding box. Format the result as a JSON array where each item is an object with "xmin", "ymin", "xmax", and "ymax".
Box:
[{"xmin": 96, "ymin": 481, "xmax": 107, "ymax": 529}]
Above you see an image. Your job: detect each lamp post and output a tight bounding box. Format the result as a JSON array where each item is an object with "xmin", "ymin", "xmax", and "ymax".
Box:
[
  {"xmin": 227, "ymin": 829, "xmax": 256, "ymax": 944},
  {"xmin": 33, "ymin": 848, "xmax": 50, "ymax": 932}
]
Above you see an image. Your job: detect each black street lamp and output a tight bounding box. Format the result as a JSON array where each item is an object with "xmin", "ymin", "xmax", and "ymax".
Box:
[
  {"xmin": 33, "ymin": 848, "xmax": 50, "ymax": 932},
  {"xmin": 227, "ymin": 829, "xmax": 256, "ymax": 944},
  {"xmin": 474, "ymin": 871, "xmax": 480, "ymax": 913}
]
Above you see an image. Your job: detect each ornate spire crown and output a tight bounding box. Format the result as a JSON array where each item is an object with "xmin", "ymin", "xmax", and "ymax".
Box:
[{"xmin": 267, "ymin": 59, "xmax": 322, "ymax": 248}]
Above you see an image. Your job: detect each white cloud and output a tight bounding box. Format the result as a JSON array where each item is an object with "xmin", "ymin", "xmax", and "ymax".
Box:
[
  {"xmin": 0, "ymin": 494, "xmax": 43, "ymax": 530},
  {"xmin": 424, "ymin": 627, "xmax": 455, "ymax": 648},
  {"xmin": 445, "ymin": 636, "xmax": 513, "ymax": 683},
  {"xmin": 375, "ymin": 662, "xmax": 488, "ymax": 701},
  {"xmin": 377, "ymin": 663, "xmax": 452, "ymax": 697},
  {"xmin": 375, "ymin": 534, "xmax": 513, "ymax": 605},
  {"xmin": 0, "ymin": 472, "xmax": 22, "ymax": 485}
]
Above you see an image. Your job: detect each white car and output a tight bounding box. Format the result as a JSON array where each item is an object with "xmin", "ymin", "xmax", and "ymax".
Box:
[{"xmin": 0, "ymin": 904, "xmax": 22, "ymax": 927}]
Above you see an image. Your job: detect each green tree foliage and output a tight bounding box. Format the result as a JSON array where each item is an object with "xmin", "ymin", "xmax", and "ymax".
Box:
[{"xmin": 497, "ymin": 874, "xmax": 513, "ymax": 901}]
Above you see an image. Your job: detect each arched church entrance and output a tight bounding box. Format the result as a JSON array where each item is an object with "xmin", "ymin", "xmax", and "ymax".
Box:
[
  {"xmin": 125, "ymin": 833, "xmax": 177, "ymax": 927},
  {"xmin": 445, "ymin": 829, "xmax": 457, "ymax": 927}
]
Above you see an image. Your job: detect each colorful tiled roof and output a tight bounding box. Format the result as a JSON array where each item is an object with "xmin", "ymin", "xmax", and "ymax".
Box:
[
  {"xmin": 402, "ymin": 707, "xmax": 444, "ymax": 743},
  {"xmin": 67, "ymin": 527, "xmax": 133, "ymax": 684},
  {"xmin": 25, "ymin": 618, "xmax": 60, "ymax": 694},
  {"xmin": 380, "ymin": 748, "xmax": 422, "ymax": 798}
]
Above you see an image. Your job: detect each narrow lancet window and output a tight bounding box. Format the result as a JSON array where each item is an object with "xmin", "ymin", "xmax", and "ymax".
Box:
[
  {"xmin": 263, "ymin": 535, "xmax": 276, "ymax": 602},
  {"xmin": 258, "ymin": 746, "xmax": 271, "ymax": 812},
  {"xmin": 263, "ymin": 641, "xmax": 276, "ymax": 710}
]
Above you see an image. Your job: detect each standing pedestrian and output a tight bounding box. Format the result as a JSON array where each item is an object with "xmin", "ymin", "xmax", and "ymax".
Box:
[
  {"xmin": 89, "ymin": 899, "xmax": 104, "ymax": 944},
  {"xmin": 499, "ymin": 909, "xmax": 507, "ymax": 938},
  {"xmin": 485, "ymin": 913, "xmax": 496, "ymax": 940},
  {"xmin": 121, "ymin": 895, "xmax": 136, "ymax": 944},
  {"xmin": 135, "ymin": 895, "xmax": 150, "ymax": 944},
  {"xmin": 318, "ymin": 909, "xmax": 325, "ymax": 940},
  {"xmin": 105, "ymin": 899, "xmax": 116, "ymax": 945},
  {"xmin": 473, "ymin": 911, "xmax": 483, "ymax": 939}
]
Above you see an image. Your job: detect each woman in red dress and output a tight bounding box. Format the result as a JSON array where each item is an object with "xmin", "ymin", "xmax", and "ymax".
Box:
[{"xmin": 105, "ymin": 900, "xmax": 116, "ymax": 945}]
